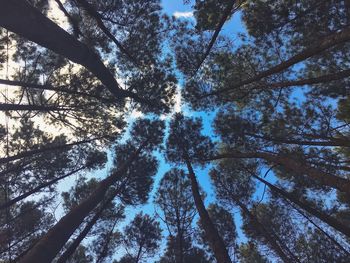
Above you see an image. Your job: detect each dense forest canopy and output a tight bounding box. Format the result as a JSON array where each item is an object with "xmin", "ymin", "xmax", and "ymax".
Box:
[{"xmin": 0, "ymin": 0, "xmax": 350, "ymax": 262}]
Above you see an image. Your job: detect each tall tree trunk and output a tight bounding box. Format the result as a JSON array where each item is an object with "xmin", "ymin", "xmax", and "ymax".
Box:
[
  {"xmin": 0, "ymin": 167, "xmax": 85, "ymax": 210},
  {"xmin": 183, "ymin": 152, "xmax": 232, "ymax": 263},
  {"xmin": 203, "ymin": 26, "xmax": 350, "ymax": 97},
  {"xmin": 251, "ymin": 174, "xmax": 350, "ymax": 238},
  {"xmin": 235, "ymin": 199, "xmax": 294, "ymax": 263},
  {"xmin": 0, "ymin": 0, "xmax": 149, "ymax": 105},
  {"xmin": 56, "ymin": 193, "xmax": 119, "ymax": 263},
  {"xmin": 206, "ymin": 151, "xmax": 350, "ymax": 194},
  {"xmin": 19, "ymin": 143, "xmax": 145, "ymax": 263}
]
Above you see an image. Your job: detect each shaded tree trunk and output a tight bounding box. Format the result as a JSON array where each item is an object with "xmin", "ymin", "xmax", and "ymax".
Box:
[
  {"xmin": 206, "ymin": 151, "xmax": 350, "ymax": 194},
  {"xmin": 19, "ymin": 143, "xmax": 145, "ymax": 263},
  {"xmin": 183, "ymin": 151, "xmax": 232, "ymax": 263},
  {"xmin": 0, "ymin": 0, "xmax": 149, "ymax": 105},
  {"xmin": 56, "ymin": 193, "xmax": 119, "ymax": 263}
]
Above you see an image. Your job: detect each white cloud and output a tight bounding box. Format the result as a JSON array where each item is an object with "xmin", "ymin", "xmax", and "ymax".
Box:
[{"xmin": 173, "ymin": 11, "xmax": 194, "ymax": 19}]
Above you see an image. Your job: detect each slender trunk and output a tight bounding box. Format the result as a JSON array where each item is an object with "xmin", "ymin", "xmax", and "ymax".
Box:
[
  {"xmin": 203, "ymin": 26, "xmax": 350, "ymax": 98},
  {"xmin": 235, "ymin": 200, "xmax": 293, "ymax": 263},
  {"xmin": 135, "ymin": 243, "xmax": 143, "ymax": 263},
  {"xmin": 95, "ymin": 218, "xmax": 120, "ymax": 263},
  {"xmin": 0, "ymin": 167, "xmax": 85, "ymax": 210},
  {"xmin": 56, "ymin": 193, "xmax": 118, "ymax": 263},
  {"xmin": 251, "ymin": 174, "xmax": 350, "ymax": 238},
  {"xmin": 0, "ymin": 137, "xmax": 102, "ymax": 165},
  {"xmin": 0, "ymin": 0, "xmax": 148, "ymax": 104},
  {"xmin": 206, "ymin": 151, "xmax": 350, "ymax": 194},
  {"xmin": 19, "ymin": 143, "xmax": 145, "ymax": 263},
  {"xmin": 193, "ymin": 1, "xmax": 238, "ymax": 76},
  {"xmin": 246, "ymin": 132, "xmax": 350, "ymax": 147},
  {"xmin": 0, "ymin": 78, "xmax": 116, "ymax": 104},
  {"xmin": 74, "ymin": 0, "xmax": 138, "ymax": 66},
  {"xmin": 183, "ymin": 152, "xmax": 232, "ymax": 263}
]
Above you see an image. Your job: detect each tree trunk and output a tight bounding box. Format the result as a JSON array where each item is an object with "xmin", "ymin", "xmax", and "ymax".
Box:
[
  {"xmin": 235, "ymin": 199, "xmax": 293, "ymax": 263},
  {"xmin": 183, "ymin": 152, "xmax": 232, "ymax": 263},
  {"xmin": 0, "ymin": 167, "xmax": 85, "ymax": 210},
  {"xmin": 251, "ymin": 174, "xmax": 350, "ymax": 238},
  {"xmin": 203, "ymin": 26, "xmax": 350, "ymax": 97},
  {"xmin": 206, "ymin": 151, "xmax": 350, "ymax": 194},
  {"xmin": 19, "ymin": 143, "xmax": 145, "ymax": 263},
  {"xmin": 0, "ymin": 0, "xmax": 148, "ymax": 105},
  {"xmin": 56, "ymin": 193, "xmax": 118, "ymax": 263}
]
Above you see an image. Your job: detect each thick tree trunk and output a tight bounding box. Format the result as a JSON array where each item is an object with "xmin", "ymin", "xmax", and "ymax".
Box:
[
  {"xmin": 206, "ymin": 151, "xmax": 350, "ymax": 194},
  {"xmin": 203, "ymin": 26, "xmax": 350, "ymax": 97},
  {"xmin": 0, "ymin": 137, "xmax": 102, "ymax": 165},
  {"xmin": 235, "ymin": 200, "xmax": 293, "ymax": 263},
  {"xmin": 0, "ymin": 0, "xmax": 148, "ymax": 104},
  {"xmin": 183, "ymin": 152, "xmax": 232, "ymax": 263},
  {"xmin": 56, "ymin": 193, "xmax": 118, "ymax": 263},
  {"xmin": 19, "ymin": 143, "xmax": 145, "ymax": 263},
  {"xmin": 251, "ymin": 174, "xmax": 350, "ymax": 238},
  {"xmin": 0, "ymin": 167, "xmax": 85, "ymax": 210}
]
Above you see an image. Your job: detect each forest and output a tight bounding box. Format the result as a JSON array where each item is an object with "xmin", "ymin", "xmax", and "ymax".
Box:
[{"xmin": 0, "ymin": 0, "xmax": 350, "ymax": 262}]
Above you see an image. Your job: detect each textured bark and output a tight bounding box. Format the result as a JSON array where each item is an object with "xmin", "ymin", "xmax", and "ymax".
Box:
[
  {"xmin": 203, "ymin": 26, "xmax": 350, "ymax": 97},
  {"xmin": 19, "ymin": 143, "xmax": 144, "ymax": 263},
  {"xmin": 183, "ymin": 152, "xmax": 232, "ymax": 263},
  {"xmin": 252, "ymin": 174, "xmax": 350, "ymax": 238},
  {"xmin": 206, "ymin": 151, "xmax": 350, "ymax": 194},
  {"xmin": 0, "ymin": 167, "xmax": 85, "ymax": 210},
  {"xmin": 0, "ymin": 0, "xmax": 148, "ymax": 104}
]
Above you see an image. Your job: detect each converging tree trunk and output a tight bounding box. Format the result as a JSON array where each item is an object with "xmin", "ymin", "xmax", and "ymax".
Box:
[
  {"xmin": 19, "ymin": 143, "xmax": 145, "ymax": 263},
  {"xmin": 183, "ymin": 151, "xmax": 232, "ymax": 263}
]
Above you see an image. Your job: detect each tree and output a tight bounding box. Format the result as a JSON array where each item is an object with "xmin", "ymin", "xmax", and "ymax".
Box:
[{"xmin": 121, "ymin": 213, "xmax": 162, "ymax": 263}]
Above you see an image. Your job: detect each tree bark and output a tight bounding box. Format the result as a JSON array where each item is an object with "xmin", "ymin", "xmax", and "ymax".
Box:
[
  {"xmin": 183, "ymin": 152, "xmax": 232, "ymax": 263},
  {"xmin": 0, "ymin": 0, "xmax": 149, "ymax": 105},
  {"xmin": 251, "ymin": 174, "xmax": 350, "ymax": 238},
  {"xmin": 0, "ymin": 167, "xmax": 85, "ymax": 210},
  {"xmin": 206, "ymin": 151, "xmax": 350, "ymax": 194},
  {"xmin": 19, "ymin": 143, "xmax": 145, "ymax": 263}
]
